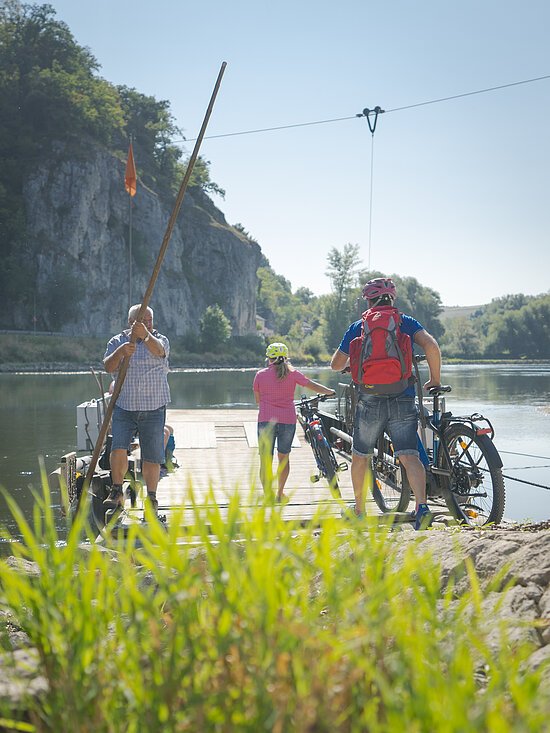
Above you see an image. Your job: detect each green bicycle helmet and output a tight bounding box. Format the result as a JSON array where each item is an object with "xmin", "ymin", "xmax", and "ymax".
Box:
[{"xmin": 266, "ymin": 342, "xmax": 289, "ymax": 359}]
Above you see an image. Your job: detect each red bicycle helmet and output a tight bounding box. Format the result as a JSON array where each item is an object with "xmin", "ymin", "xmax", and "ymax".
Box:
[{"xmin": 361, "ymin": 277, "xmax": 397, "ymax": 301}]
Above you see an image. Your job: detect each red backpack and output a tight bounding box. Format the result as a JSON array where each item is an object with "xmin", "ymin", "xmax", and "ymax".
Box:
[{"xmin": 349, "ymin": 306, "xmax": 413, "ymax": 394}]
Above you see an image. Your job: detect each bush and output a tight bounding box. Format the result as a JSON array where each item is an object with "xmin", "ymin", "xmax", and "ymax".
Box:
[{"xmin": 199, "ymin": 304, "xmax": 232, "ymax": 348}]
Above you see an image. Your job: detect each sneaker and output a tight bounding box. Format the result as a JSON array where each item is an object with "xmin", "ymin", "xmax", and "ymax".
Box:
[
  {"xmin": 341, "ymin": 503, "xmax": 365, "ymax": 520},
  {"xmin": 145, "ymin": 492, "xmax": 159, "ymax": 517},
  {"xmin": 414, "ymin": 503, "xmax": 433, "ymax": 531},
  {"xmin": 103, "ymin": 485, "xmax": 123, "ymax": 508}
]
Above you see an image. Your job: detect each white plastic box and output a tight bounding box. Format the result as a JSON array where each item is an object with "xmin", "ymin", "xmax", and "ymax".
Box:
[{"xmin": 76, "ymin": 397, "xmax": 108, "ymax": 451}]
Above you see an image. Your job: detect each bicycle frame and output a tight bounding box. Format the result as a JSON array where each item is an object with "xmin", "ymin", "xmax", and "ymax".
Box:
[
  {"xmin": 295, "ymin": 394, "xmax": 346, "ymax": 497},
  {"xmin": 414, "ymin": 355, "xmax": 497, "ymax": 469},
  {"xmin": 413, "ymin": 355, "xmax": 504, "ymax": 523},
  {"xmin": 334, "ymin": 357, "xmax": 505, "ymax": 525}
]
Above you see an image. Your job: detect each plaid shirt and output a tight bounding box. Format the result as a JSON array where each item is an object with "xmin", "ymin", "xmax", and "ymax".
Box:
[{"xmin": 104, "ymin": 329, "xmax": 171, "ymax": 411}]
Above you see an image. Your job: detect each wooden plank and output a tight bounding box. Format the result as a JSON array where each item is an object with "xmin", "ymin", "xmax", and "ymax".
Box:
[
  {"xmin": 177, "ymin": 422, "xmax": 217, "ymax": 448},
  {"xmin": 152, "ymin": 409, "xmax": 355, "ymax": 521},
  {"xmin": 116, "ymin": 409, "xmax": 450, "ymax": 532}
]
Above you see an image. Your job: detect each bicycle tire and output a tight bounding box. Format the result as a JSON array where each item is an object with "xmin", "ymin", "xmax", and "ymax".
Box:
[
  {"xmin": 312, "ymin": 425, "xmax": 341, "ymax": 497},
  {"xmin": 372, "ymin": 435, "xmax": 411, "ymax": 513},
  {"xmin": 439, "ymin": 423, "xmax": 505, "ymax": 526},
  {"xmin": 343, "ymin": 384, "xmax": 357, "ymax": 435},
  {"xmin": 87, "ymin": 475, "xmax": 109, "ymax": 536}
]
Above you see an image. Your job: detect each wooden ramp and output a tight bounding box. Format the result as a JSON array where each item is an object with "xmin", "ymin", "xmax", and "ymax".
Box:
[
  {"xmin": 154, "ymin": 408, "xmax": 357, "ymax": 525},
  {"xmin": 99, "ymin": 410, "xmax": 475, "ymax": 535},
  {"xmin": 107, "ymin": 409, "xmax": 462, "ymax": 533}
]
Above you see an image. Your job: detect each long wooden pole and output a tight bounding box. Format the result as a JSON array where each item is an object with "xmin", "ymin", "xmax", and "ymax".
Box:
[
  {"xmin": 128, "ymin": 179, "xmax": 133, "ymax": 308},
  {"xmin": 80, "ymin": 62, "xmax": 227, "ymax": 504}
]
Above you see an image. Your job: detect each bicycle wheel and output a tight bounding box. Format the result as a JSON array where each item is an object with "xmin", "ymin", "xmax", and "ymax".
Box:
[
  {"xmin": 343, "ymin": 384, "xmax": 357, "ymax": 435},
  {"xmin": 439, "ymin": 423, "xmax": 505, "ymax": 526},
  {"xmin": 312, "ymin": 425, "xmax": 340, "ymax": 497},
  {"xmin": 372, "ymin": 434, "xmax": 411, "ymax": 513}
]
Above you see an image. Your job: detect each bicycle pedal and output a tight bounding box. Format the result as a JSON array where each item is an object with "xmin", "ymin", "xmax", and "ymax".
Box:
[
  {"xmin": 338, "ymin": 462, "xmax": 349, "ymax": 471},
  {"xmin": 310, "ymin": 474, "xmax": 320, "ymax": 483}
]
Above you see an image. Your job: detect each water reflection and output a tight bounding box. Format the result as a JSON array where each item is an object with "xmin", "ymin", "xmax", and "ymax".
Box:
[{"xmin": 441, "ymin": 364, "xmax": 550, "ymax": 406}]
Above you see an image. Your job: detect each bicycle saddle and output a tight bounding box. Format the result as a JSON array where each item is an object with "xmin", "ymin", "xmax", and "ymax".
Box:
[{"xmin": 428, "ymin": 385, "xmax": 452, "ymax": 396}]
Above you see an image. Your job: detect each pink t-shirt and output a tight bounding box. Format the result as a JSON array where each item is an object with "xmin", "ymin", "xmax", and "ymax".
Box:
[{"xmin": 253, "ymin": 365, "xmax": 310, "ymax": 424}]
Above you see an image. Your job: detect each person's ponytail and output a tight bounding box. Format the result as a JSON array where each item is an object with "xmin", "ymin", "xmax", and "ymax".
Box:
[{"xmin": 274, "ymin": 356, "xmax": 290, "ymax": 380}]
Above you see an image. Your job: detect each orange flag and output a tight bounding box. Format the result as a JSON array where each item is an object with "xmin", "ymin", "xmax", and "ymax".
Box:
[{"xmin": 125, "ymin": 142, "xmax": 137, "ymax": 197}]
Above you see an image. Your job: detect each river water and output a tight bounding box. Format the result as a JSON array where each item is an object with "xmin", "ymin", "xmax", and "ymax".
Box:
[{"xmin": 0, "ymin": 364, "xmax": 548, "ymax": 536}]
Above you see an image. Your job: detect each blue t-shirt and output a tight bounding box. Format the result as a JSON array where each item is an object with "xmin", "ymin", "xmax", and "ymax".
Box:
[{"xmin": 338, "ymin": 313, "xmax": 423, "ymax": 397}]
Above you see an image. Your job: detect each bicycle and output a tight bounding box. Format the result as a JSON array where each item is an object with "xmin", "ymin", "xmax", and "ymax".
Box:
[
  {"xmin": 295, "ymin": 394, "xmax": 347, "ymax": 498},
  {"xmin": 335, "ymin": 356, "xmax": 506, "ymax": 526}
]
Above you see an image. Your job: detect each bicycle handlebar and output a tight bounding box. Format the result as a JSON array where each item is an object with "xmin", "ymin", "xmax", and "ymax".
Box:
[{"xmin": 294, "ymin": 392, "xmax": 335, "ymax": 407}]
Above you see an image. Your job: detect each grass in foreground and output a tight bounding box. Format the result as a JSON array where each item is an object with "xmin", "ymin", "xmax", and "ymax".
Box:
[{"xmin": 0, "ymin": 476, "xmax": 548, "ymax": 732}]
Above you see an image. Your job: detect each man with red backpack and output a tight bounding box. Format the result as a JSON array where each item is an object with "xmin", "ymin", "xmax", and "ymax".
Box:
[{"xmin": 330, "ymin": 277, "xmax": 441, "ymax": 530}]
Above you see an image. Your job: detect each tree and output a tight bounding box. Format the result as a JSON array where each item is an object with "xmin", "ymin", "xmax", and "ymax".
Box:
[
  {"xmin": 440, "ymin": 318, "xmax": 482, "ymax": 358},
  {"xmin": 323, "ymin": 244, "xmax": 362, "ymax": 349},
  {"xmin": 256, "ymin": 266, "xmax": 297, "ymax": 334},
  {"xmin": 199, "ymin": 304, "xmax": 232, "ymax": 350},
  {"xmin": 116, "ymin": 85, "xmax": 182, "ymax": 193},
  {"xmin": 483, "ymin": 295, "xmax": 550, "ymax": 358},
  {"xmin": 325, "ymin": 243, "xmax": 361, "ymax": 310}
]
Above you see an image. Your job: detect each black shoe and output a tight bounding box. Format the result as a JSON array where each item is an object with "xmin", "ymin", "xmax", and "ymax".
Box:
[{"xmin": 103, "ymin": 485, "xmax": 123, "ymax": 508}]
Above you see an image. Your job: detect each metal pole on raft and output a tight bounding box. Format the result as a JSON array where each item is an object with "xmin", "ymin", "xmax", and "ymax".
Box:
[{"xmin": 80, "ymin": 61, "xmax": 228, "ymax": 506}]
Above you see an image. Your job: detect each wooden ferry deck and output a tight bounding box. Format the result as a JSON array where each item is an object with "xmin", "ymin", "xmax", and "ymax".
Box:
[
  {"xmin": 119, "ymin": 408, "xmax": 419, "ymax": 529},
  {"xmin": 155, "ymin": 408, "xmax": 355, "ymax": 525}
]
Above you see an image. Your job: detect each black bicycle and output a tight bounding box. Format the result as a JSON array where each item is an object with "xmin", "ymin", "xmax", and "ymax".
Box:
[
  {"xmin": 295, "ymin": 394, "xmax": 347, "ymax": 498},
  {"xmin": 335, "ymin": 357, "xmax": 506, "ymax": 526}
]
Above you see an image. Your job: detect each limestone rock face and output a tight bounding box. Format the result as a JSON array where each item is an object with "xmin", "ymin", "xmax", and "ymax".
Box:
[{"xmin": 21, "ymin": 145, "xmax": 261, "ymax": 336}]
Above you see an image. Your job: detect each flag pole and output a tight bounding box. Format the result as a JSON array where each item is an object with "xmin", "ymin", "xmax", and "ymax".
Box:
[
  {"xmin": 79, "ymin": 61, "xmax": 227, "ymax": 507},
  {"xmin": 125, "ymin": 135, "xmax": 137, "ymax": 309},
  {"xmin": 129, "ymin": 165, "xmax": 133, "ymax": 308}
]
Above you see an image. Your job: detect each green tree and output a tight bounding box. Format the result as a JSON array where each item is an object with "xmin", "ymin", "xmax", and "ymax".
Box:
[
  {"xmin": 472, "ymin": 293, "xmax": 535, "ymax": 340},
  {"xmin": 440, "ymin": 317, "xmax": 482, "ymax": 358},
  {"xmin": 199, "ymin": 304, "xmax": 232, "ymax": 350},
  {"xmin": 323, "ymin": 244, "xmax": 361, "ymax": 349},
  {"xmin": 256, "ymin": 266, "xmax": 297, "ymax": 335},
  {"xmin": 186, "ymin": 155, "xmax": 226, "ymax": 198},
  {"xmin": 116, "ymin": 85, "xmax": 182, "ymax": 193},
  {"xmin": 483, "ymin": 295, "xmax": 550, "ymax": 358}
]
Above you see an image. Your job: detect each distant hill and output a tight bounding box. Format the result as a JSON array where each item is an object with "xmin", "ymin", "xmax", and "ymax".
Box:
[{"xmin": 440, "ymin": 305, "xmax": 484, "ymax": 322}]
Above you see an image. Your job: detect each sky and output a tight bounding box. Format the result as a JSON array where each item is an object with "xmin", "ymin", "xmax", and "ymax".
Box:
[{"xmin": 43, "ymin": 0, "xmax": 550, "ymax": 306}]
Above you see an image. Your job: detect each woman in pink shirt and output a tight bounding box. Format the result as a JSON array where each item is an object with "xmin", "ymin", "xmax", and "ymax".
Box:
[{"xmin": 253, "ymin": 342, "xmax": 335, "ymax": 502}]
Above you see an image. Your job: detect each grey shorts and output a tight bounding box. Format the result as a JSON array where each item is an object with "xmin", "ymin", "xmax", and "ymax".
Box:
[{"xmin": 352, "ymin": 394, "xmax": 419, "ymax": 457}]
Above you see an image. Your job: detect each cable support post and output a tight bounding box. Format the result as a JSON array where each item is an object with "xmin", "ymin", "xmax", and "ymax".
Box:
[{"xmin": 358, "ymin": 105, "xmax": 385, "ymax": 134}]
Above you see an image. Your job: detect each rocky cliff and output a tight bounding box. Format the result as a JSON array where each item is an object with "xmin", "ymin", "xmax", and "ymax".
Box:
[{"xmin": 20, "ymin": 144, "xmax": 261, "ymax": 337}]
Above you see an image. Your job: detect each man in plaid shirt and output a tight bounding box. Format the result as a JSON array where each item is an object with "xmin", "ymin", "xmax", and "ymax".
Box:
[{"xmin": 102, "ymin": 304, "xmax": 170, "ymax": 516}]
